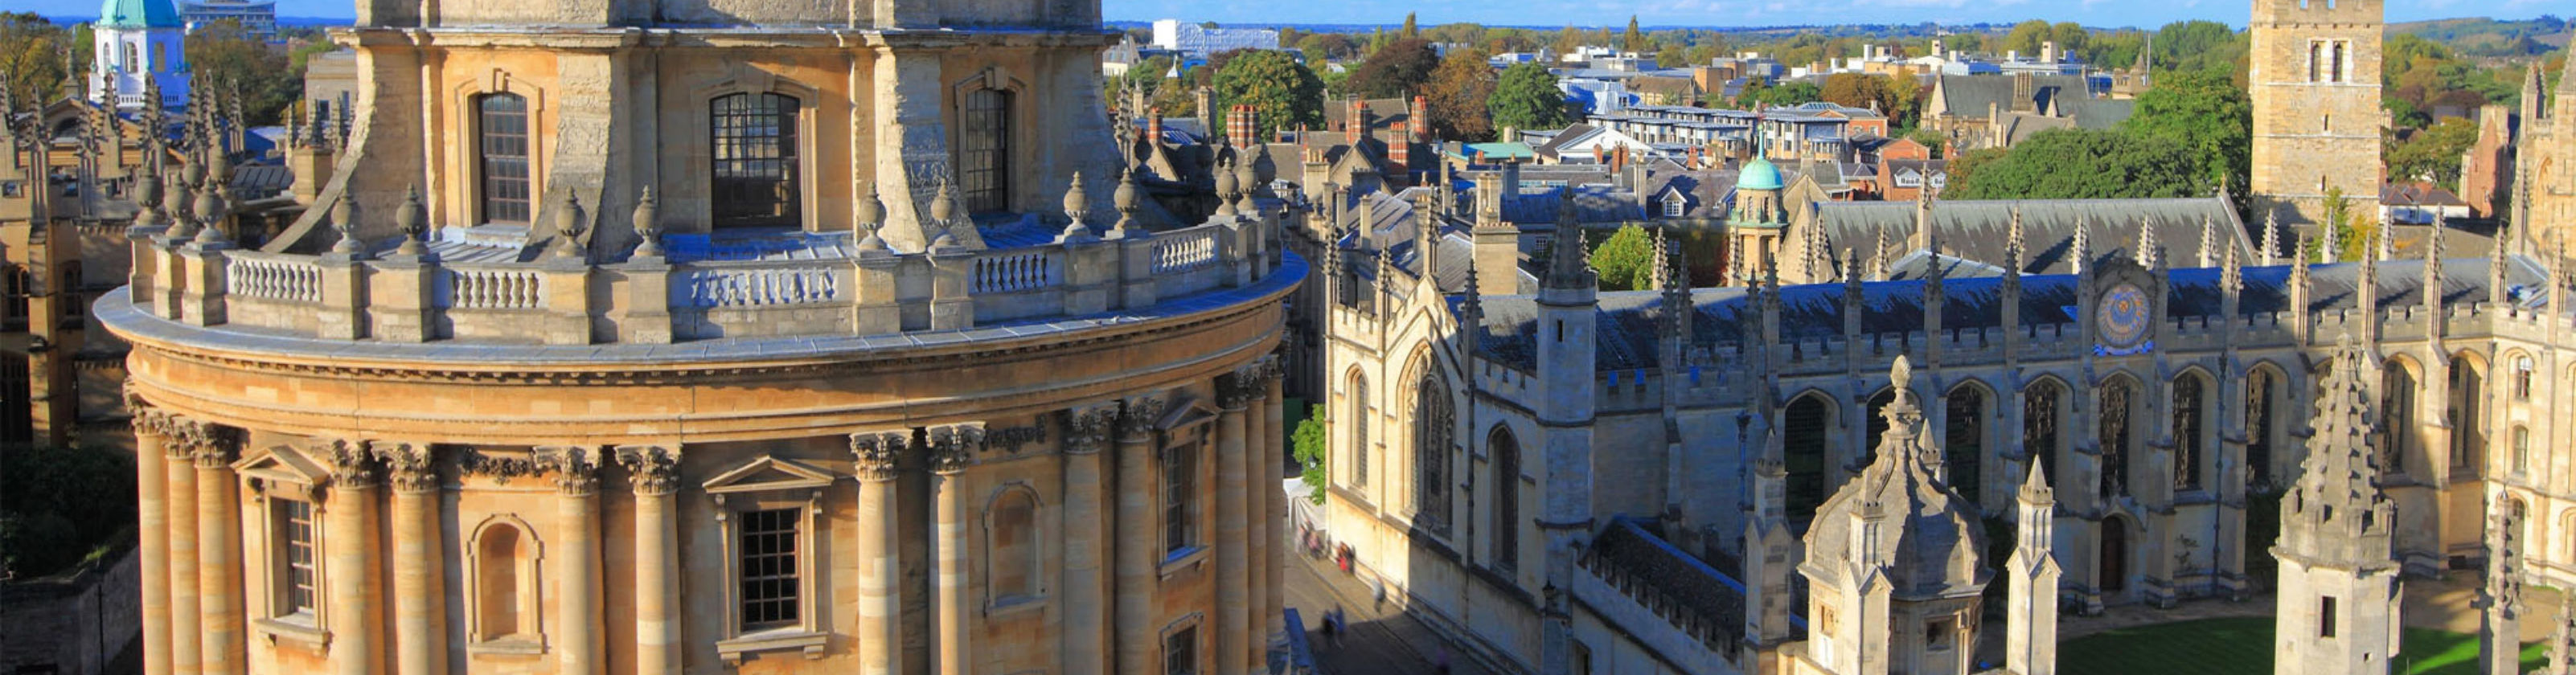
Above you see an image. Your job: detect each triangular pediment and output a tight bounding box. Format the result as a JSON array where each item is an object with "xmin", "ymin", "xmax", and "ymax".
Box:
[
  {"xmin": 233, "ymin": 444, "xmax": 328, "ymax": 485},
  {"xmin": 701, "ymin": 456, "xmax": 837, "ymax": 494}
]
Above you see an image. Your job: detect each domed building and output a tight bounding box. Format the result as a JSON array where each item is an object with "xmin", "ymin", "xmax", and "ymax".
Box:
[
  {"xmin": 103, "ymin": 0, "xmax": 1298, "ymax": 673},
  {"xmin": 89, "ymin": 0, "xmax": 190, "ymax": 109}
]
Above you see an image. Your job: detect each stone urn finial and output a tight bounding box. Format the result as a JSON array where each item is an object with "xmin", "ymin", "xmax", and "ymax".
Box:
[
  {"xmin": 395, "ymin": 184, "xmax": 429, "ymax": 256},
  {"xmin": 633, "ymin": 186, "xmax": 663, "ymax": 259},
  {"xmin": 1214, "ymin": 158, "xmax": 1239, "ymax": 217},
  {"xmin": 553, "ymin": 191, "xmax": 588, "ymax": 260},
  {"xmin": 1110, "ymin": 168, "xmax": 1141, "ymax": 239},
  {"xmin": 330, "ymin": 190, "xmax": 363, "ymax": 254},
  {"xmin": 929, "ymin": 177, "xmax": 958, "ymax": 228},
  {"xmin": 1060, "ymin": 171, "xmax": 1092, "ymax": 240},
  {"xmin": 191, "ymin": 178, "xmax": 228, "ymax": 244},
  {"xmin": 855, "ymin": 179, "xmax": 886, "ymax": 235}
]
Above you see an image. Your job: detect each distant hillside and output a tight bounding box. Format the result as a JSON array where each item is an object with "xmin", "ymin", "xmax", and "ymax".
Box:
[{"xmin": 2391, "ymin": 17, "xmax": 2570, "ymax": 57}]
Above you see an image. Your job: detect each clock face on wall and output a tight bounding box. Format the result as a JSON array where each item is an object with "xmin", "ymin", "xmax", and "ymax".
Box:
[{"xmin": 2098, "ymin": 283, "xmax": 2152, "ymax": 350}]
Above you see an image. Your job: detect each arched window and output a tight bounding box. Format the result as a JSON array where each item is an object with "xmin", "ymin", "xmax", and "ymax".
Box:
[
  {"xmin": 2173, "ymin": 375, "xmax": 2206, "ymax": 491},
  {"xmin": 1489, "ymin": 426, "xmax": 1520, "ymax": 573},
  {"xmin": 124, "ymin": 43, "xmax": 138, "ymax": 72},
  {"xmin": 3, "ymin": 265, "xmax": 29, "ymax": 326},
  {"xmin": 2100, "ymin": 378, "xmax": 2135, "ymax": 498},
  {"xmin": 2448, "ymin": 356, "xmax": 2483, "ymax": 475},
  {"xmin": 2381, "ymin": 364, "xmax": 2416, "ymax": 475},
  {"xmin": 1784, "ymin": 394, "xmax": 1833, "ymax": 520},
  {"xmin": 2247, "ymin": 369, "xmax": 2278, "ymax": 489},
  {"xmin": 2514, "ymin": 355, "xmax": 2535, "ymax": 401},
  {"xmin": 710, "ymin": 92, "xmax": 802, "ymax": 228},
  {"xmin": 987, "ymin": 488, "xmax": 1041, "ymax": 604},
  {"xmin": 470, "ymin": 520, "xmax": 540, "ymax": 644},
  {"xmin": 959, "ymin": 88, "xmax": 1013, "ymax": 214},
  {"xmin": 1412, "ymin": 368, "xmax": 1453, "ymax": 535},
  {"xmin": 1944, "ymin": 386, "xmax": 1984, "ymax": 500},
  {"xmin": 476, "ymin": 93, "xmax": 532, "ymax": 224},
  {"xmin": 1347, "ymin": 372, "xmax": 1370, "ymax": 489},
  {"xmin": 2101, "ymin": 518, "xmax": 2128, "ymax": 592},
  {"xmin": 2025, "ymin": 380, "xmax": 2064, "ymax": 490},
  {"xmin": 1864, "ymin": 388, "xmax": 1897, "ymax": 465},
  {"xmin": 59, "ymin": 261, "xmax": 81, "ymax": 320}
]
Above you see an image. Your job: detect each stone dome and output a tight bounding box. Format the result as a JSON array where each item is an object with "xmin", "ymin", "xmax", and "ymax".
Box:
[
  {"xmin": 1736, "ymin": 155, "xmax": 1785, "ymax": 192},
  {"xmin": 98, "ymin": 0, "xmax": 183, "ymax": 29},
  {"xmin": 1802, "ymin": 357, "xmax": 1990, "ymax": 599}
]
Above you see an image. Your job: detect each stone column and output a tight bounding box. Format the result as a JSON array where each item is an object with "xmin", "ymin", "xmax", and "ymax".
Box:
[
  {"xmin": 851, "ymin": 432, "xmax": 909, "ymax": 675},
  {"xmin": 133, "ymin": 410, "xmax": 173, "ymax": 675},
  {"xmin": 1114, "ymin": 398, "xmax": 1166, "ymax": 673},
  {"xmin": 542, "ymin": 447, "xmax": 604, "ymax": 675},
  {"xmin": 1263, "ymin": 369, "xmax": 1288, "ymax": 648},
  {"xmin": 321, "ymin": 440, "xmax": 380, "ymax": 675},
  {"xmin": 1060, "ymin": 407, "xmax": 1118, "ymax": 675},
  {"xmin": 192, "ymin": 425, "xmax": 244, "ymax": 675},
  {"xmin": 1240, "ymin": 366, "xmax": 1272, "ymax": 674},
  {"xmin": 617, "ymin": 446, "xmax": 683, "ymax": 675},
  {"xmin": 1215, "ymin": 377, "xmax": 1253, "ymax": 675},
  {"xmin": 166, "ymin": 421, "xmax": 203, "ymax": 675},
  {"xmin": 928, "ymin": 423, "xmax": 982, "ymax": 675},
  {"xmin": 377, "ymin": 443, "xmax": 445, "ymax": 675}
]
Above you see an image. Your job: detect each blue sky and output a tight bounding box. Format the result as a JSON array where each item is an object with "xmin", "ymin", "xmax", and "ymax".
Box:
[{"xmin": 25, "ymin": 0, "xmax": 2566, "ymax": 28}]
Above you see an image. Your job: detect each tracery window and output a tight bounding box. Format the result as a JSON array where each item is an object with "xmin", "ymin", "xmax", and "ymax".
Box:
[
  {"xmin": 2448, "ymin": 357, "xmax": 2484, "ymax": 475},
  {"xmin": 2101, "ymin": 379, "xmax": 2134, "ymax": 498},
  {"xmin": 2026, "ymin": 382, "xmax": 2064, "ymax": 491},
  {"xmin": 2247, "ymin": 369, "xmax": 2278, "ymax": 488},
  {"xmin": 2174, "ymin": 376, "xmax": 2206, "ymax": 492},
  {"xmin": 1784, "ymin": 394, "xmax": 1832, "ymax": 521},
  {"xmin": 710, "ymin": 93, "xmax": 802, "ymax": 228},
  {"xmin": 1347, "ymin": 373, "xmax": 1370, "ymax": 489},
  {"xmin": 959, "ymin": 88, "xmax": 1013, "ymax": 213},
  {"xmin": 476, "ymin": 93, "xmax": 531, "ymax": 224},
  {"xmin": 1489, "ymin": 426, "xmax": 1520, "ymax": 573},
  {"xmin": 1413, "ymin": 369, "xmax": 1453, "ymax": 535},
  {"xmin": 2381, "ymin": 365, "xmax": 2416, "ymax": 475},
  {"xmin": 1945, "ymin": 387, "xmax": 1984, "ymax": 499}
]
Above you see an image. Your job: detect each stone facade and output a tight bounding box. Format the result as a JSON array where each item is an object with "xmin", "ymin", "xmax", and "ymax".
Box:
[
  {"xmin": 2248, "ymin": 0, "xmax": 2386, "ymax": 227},
  {"xmin": 2513, "ymin": 54, "xmax": 2576, "ymax": 252},
  {"xmin": 102, "ymin": 0, "xmax": 1302, "ymax": 673}
]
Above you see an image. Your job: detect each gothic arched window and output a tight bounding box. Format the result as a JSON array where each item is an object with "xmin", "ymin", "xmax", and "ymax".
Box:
[
  {"xmin": 2381, "ymin": 364, "xmax": 2416, "ymax": 475},
  {"xmin": 2247, "ymin": 368, "xmax": 2279, "ymax": 489},
  {"xmin": 1412, "ymin": 368, "xmax": 1454, "ymax": 535},
  {"xmin": 2449, "ymin": 356, "xmax": 2484, "ymax": 476},
  {"xmin": 710, "ymin": 92, "xmax": 802, "ymax": 228},
  {"xmin": 1489, "ymin": 425, "xmax": 1520, "ymax": 573},
  {"xmin": 2173, "ymin": 375, "xmax": 2207, "ymax": 492},
  {"xmin": 2100, "ymin": 378, "xmax": 2135, "ymax": 499},
  {"xmin": 476, "ymin": 93, "xmax": 531, "ymax": 224},
  {"xmin": 2025, "ymin": 380, "xmax": 2064, "ymax": 490},
  {"xmin": 1347, "ymin": 371, "xmax": 1370, "ymax": 489},
  {"xmin": 2513, "ymin": 354, "xmax": 2535, "ymax": 401},
  {"xmin": 1784, "ymin": 394, "xmax": 1833, "ymax": 520},
  {"xmin": 1944, "ymin": 386, "xmax": 1984, "ymax": 500},
  {"xmin": 959, "ymin": 88, "xmax": 1014, "ymax": 214}
]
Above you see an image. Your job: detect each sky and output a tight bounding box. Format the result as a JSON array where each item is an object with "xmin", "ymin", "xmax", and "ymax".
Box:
[{"xmin": 23, "ymin": 0, "xmax": 2567, "ymax": 29}]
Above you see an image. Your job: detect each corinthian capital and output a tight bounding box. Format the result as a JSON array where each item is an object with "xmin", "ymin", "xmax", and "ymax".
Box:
[
  {"xmin": 374, "ymin": 442, "xmax": 441, "ymax": 494},
  {"xmin": 925, "ymin": 422, "xmax": 985, "ymax": 475},
  {"xmin": 1064, "ymin": 404, "xmax": 1118, "ymax": 455},
  {"xmin": 1117, "ymin": 396, "xmax": 1165, "ymax": 441},
  {"xmin": 320, "ymin": 438, "xmax": 379, "ymax": 487},
  {"xmin": 616, "ymin": 445, "xmax": 681, "ymax": 496},
  {"xmin": 537, "ymin": 446, "xmax": 602, "ymax": 496},
  {"xmin": 850, "ymin": 430, "xmax": 910, "ymax": 481}
]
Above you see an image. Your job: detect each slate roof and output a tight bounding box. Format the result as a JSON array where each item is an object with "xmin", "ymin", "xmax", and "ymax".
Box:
[
  {"xmin": 1459, "ymin": 255, "xmax": 2548, "ymax": 373},
  {"xmin": 1931, "ymin": 74, "xmax": 2133, "ymax": 129},
  {"xmin": 1581, "ymin": 518, "xmax": 1746, "ymax": 652},
  {"xmin": 1810, "ymin": 198, "xmax": 2252, "ymax": 278}
]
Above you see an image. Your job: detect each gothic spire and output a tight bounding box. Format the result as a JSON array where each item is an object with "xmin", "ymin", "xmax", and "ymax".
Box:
[
  {"xmin": 2260, "ymin": 208, "xmax": 2281, "ymax": 267},
  {"xmin": 1871, "ymin": 224, "xmax": 1890, "ymax": 281},
  {"xmin": 2294, "ymin": 335, "xmax": 2392, "ymax": 518},
  {"xmin": 2197, "ymin": 215, "xmax": 2218, "ymax": 268},
  {"xmin": 2135, "ymin": 215, "xmax": 2159, "ymax": 268},
  {"xmin": 2493, "ymin": 220, "xmax": 2512, "ymax": 309},
  {"xmin": 2222, "ymin": 244, "xmax": 2242, "ymax": 295},
  {"xmin": 2071, "ymin": 215, "xmax": 2090, "ymax": 276},
  {"xmin": 1542, "ymin": 187, "xmax": 1595, "ymax": 292},
  {"xmin": 2425, "ymin": 213, "xmax": 2447, "ymax": 310}
]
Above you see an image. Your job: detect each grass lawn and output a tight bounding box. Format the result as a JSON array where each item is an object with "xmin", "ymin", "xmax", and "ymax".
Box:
[{"xmin": 2057, "ymin": 617, "xmax": 2545, "ymax": 675}]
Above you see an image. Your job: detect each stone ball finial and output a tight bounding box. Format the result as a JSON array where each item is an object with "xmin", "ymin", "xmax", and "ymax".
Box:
[{"xmin": 634, "ymin": 186, "xmax": 663, "ymax": 258}]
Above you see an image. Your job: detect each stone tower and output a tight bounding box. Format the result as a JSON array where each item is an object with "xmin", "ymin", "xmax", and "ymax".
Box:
[
  {"xmin": 2004, "ymin": 464, "xmax": 2061, "ymax": 675},
  {"xmin": 2248, "ymin": 0, "xmax": 2384, "ymax": 229},
  {"xmin": 1795, "ymin": 357, "xmax": 1991, "ymax": 675},
  {"xmin": 2479, "ymin": 503, "xmax": 2525, "ymax": 675},
  {"xmin": 1726, "ymin": 154, "xmax": 1788, "ymax": 285},
  {"xmin": 2272, "ymin": 337, "xmax": 2402, "ymax": 675},
  {"xmin": 1536, "ymin": 189, "xmax": 1599, "ymax": 674},
  {"xmin": 89, "ymin": 0, "xmax": 190, "ymax": 109}
]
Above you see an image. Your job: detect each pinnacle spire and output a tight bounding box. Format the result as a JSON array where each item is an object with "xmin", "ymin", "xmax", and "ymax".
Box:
[
  {"xmin": 1543, "ymin": 187, "xmax": 1595, "ymax": 291},
  {"xmin": 2261, "ymin": 208, "xmax": 2281, "ymax": 267},
  {"xmin": 2135, "ymin": 216, "xmax": 2159, "ymax": 268}
]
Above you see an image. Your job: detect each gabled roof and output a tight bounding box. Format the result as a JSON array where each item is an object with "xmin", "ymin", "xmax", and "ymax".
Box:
[{"xmin": 1811, "ymin": 197, "xmax": 2250, "ymax": 277}]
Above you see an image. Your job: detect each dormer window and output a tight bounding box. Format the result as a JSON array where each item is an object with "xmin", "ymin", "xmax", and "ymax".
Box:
[{"xmin": 1662, "ymin": 196, "xmax": 1685, "ymax": 218}]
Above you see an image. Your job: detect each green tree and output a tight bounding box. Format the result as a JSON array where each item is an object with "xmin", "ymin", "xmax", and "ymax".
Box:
[
  {"xmin": 2151, "ymin": 20, "xmax": 2246, "ymax": 76},
  {"xmin": 1622, "ymin": 16, "xmax": 1647, "ymax": 53},
  {"xmin": 1345, "ymin": 38, "xmax": 1440, "ymax": 99},
  {"xmin": 1736, "ymin": 77, "xmax": 1822, "ymax": 108},
  {"xmin": 1401, "ymin": 13, "xmax": 1418, "ymax": 39},
  {"xmin": 1488, "ymin": 62, "xmax": 1569, "ymax": 133},
  {"xmin": 185, "ymin": 19, "xmax": 306, "ymax": 125},
  {"xmin": 1212, "ymin": 49, "xmax": 1327, "ymax": 141},
  {"xmin": 2385, "ymin": 117, "xmax": 2480, "ymax": 189},
  {"xmin": 1, "ymin": 444, "xmax": 135, "ymax": 579},
  {"xmin": 2122, "ymin": 68, "xmax": 2251, "ymax": 197},
  {"xmin": 1295, "ymin": 33, "xmax": 1359, "ymax": 62},
  {"xmin": 1291, "ymin": 405, "xmax": 1328, "ymax": 505},
  {"xmin": 2302, "ymin": 187, "xmax": 2381, "ymax": 262},
  {"xmin": 1946, "ymin": 129, "xmax": 2205, "ymax": 200},
  {"xmin": 1423, "ymin": 48, "xmax": 1497, "ymax": 141},
  {"xmin": 0, "ymin": 12, "xmax": 77, "ymax": 104},
  {"xmin": 2001, "ymin": 19, "xmax": 2053, "ymax": 57},
  {"xmin": 1589, "ymin": 224, "xmax": 1655, "ymax": 291},
  {"xmin": 1820, "ymin": 72, "xmax": 1898, "ymax": 113},
  {"xmin": 2050, "ymin": 22, "xmax": 2089, "ymax": 57}
]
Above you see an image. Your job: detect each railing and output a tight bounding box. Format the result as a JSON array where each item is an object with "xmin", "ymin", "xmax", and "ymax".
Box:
[
  {"xmin": 229, "ymin": 254, "xmax": 323, "ymax": 303},
  {"xmin": 445, "ymin": 267, "xmax": 544, "ymax": 310},
  {"xmin": 972, "ymin": 250, "xmax": 1057, "ymax": 293},
  {"xmin": 679, "ymin": 265, "xmax": 841, "ymax": 308},
  {"xmin": 1151, "ymin": 229, "xmax": 1218, "ymax": 274}
]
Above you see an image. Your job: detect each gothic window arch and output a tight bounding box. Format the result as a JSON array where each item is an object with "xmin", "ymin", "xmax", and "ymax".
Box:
[
  {"xmin": 2246, "ymin": 366, "xmax": 2283, "ymax": 489},
  {"xmin": 466, "ymin": 515, "xmax": 544, "ymax": 649},
  {"xmin": 2447, "ymin": 355, "xmax": 2483, "ymax": 476},
  {"xmin": 1784, "ymin": 392, "xmax": 1835, "ymax": 521},
  {"xmin": 710, "ymin": 92, "xmax": 803, "ymax": 229},
  {"xmin": 2512, "ymin": 354, "xmax": 2536, "ymax": 401},
  {"xmin": 1345, "ymin": 369, "xmax": 1370, "ymax": 489},
  {"xmin": 2380, "ymin": 360, "xmax": 2418, "ymax": 476},
  {"xmin": 1489, "ymin": 424, "xmax": 1521, "ymax": 574},
  {"xmin": 2172, "ymin": 373, "xmax": 2209, "ymax": 492},
  {"xmin": 2100, "ymin": 376, "xmax": 2139, "ymax": 499},
  {"xmin": 2025, "ymin": 378, "xmax": 2067, "ymax": 491},
  {"xmin": 475, "ymin": 92, "xmax": 533, "ymax": 224},
  {"xmin": 985, "ymin": 485, "xmax": 1044, "ymax": 608},
  {"xmin": 1943, "ymin": 384, "xmax": 1987, "ymax": 501},
  {"xmin": 1410, "ymin": 362, "xmax": 1454, "ymax": 535}
]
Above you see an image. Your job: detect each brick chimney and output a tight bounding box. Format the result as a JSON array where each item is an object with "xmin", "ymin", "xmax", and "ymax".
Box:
[
  {"xmin": 2011, "ymin": 72, "xmax": 2036, "ymax": 113},
  {"xmin": 1352, "ymin": 99, "xmax": 1375, "ymax": 145},
  {"xmin": 1147, "ymin": 110, "xmax": 1164, "ymax": 145},
  {"xmin": 1226, "ymin": 104, "xmax": 1257, "ymax": 148}
]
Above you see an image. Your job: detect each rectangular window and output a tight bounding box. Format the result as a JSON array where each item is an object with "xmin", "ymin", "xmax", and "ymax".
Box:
[
  {"xmin": 960, "ymin": 88, "xmax": 1013, "ymax": 214},
  {"xmin": 738, "ymin": 508, "xmax": 801, "ymax": 629},
  {"xmin": 1164, "ymin": 625, "xmax": 1198, "ymax": 675},
  {"xmin": 2320, "ymin": 596, "xmax": 2338, "ymax": 637},
  {"xmin": 1163, "ymin": 444, "xmax": 1198, "ymax": 555},
  {"xmin": 277, "ymin": 499, "xmax": 318, "ymax": 616},
  {"xmin": 1928, "ymin": 617, "xmax": 1956, "ymax": 651},
  {"xmin": 710, "ymin": 93, "xmax": 802, "ymax": 228},
  {"xmin": 477, "ymin": 94, "xmax": 531, "ymax": 224}
]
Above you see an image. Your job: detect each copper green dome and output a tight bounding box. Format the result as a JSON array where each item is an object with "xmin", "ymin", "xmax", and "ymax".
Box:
[
  {"xmin": 98, "ymin": 0, "xmax": 183, "ymax": 29},
  {"xmin": 1736, "ymin": 155, "xmax": 1784, "ymax": 191}
]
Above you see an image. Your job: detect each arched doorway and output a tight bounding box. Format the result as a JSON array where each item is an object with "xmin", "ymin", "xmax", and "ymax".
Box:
[{"xmin": 2100, "ymin": 518, "xmax": 2129, "ymax": 594}]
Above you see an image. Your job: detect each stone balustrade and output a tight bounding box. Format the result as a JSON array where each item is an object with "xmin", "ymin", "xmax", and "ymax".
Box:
[{"xmin": 126, "ymin": 210, "xmax": 1281, "ymax": 346}]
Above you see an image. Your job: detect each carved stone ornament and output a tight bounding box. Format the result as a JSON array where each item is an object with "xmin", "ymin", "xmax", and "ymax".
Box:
[
  {"xmin": 850, "ymin": 431, "xmax": 910, "ymax": 481},
  {"xmin": 987, "ymin": 425, "xmax": 1047, "ymax": 454},
  {"xmin": 616, "ymin": 445, "xmax": 681, "ymax": 496},
  {"xmin": 925, "ymin": 423, "xmax": 985, "ymax": 474},
  {"xmin": 183, "ymin": 421, "xmax": 238, "ymax": 469},
  {"xmin": 374, "ymin": 442, "xmax": 440, "ymax": 494},
  {"xmin": 1117, "ymin": 397, "xmax": 1165, "ymax": 441},
  {"xmin": 457, "ymin": 448, "xmax": 543, "ymax": 485},
  {"xmin": 321, "ymin": 438, "xmax": 380, "ymax": 487},
  {"xmin": 1064, "ymin": 405, "xmax": 1118, "ymax": 455},
  {"xmin": 1219, "ymin": 371, "xmax": 1257, "ymax": 411},
  {"xmin": 539, "ymin": 446, "xmax": 602, "ymax": 496}
]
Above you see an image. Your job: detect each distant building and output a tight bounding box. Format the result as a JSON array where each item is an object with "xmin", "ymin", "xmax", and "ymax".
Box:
[
  {"xmin": 1150, "ymin": 18, "xmax": 1278, "ymax": 59},
  {"xmin": 180, "ymin": 0, "xmax": 275, "ymax": 37},
  {"xmin": 1922, "ymin": 72, "xmax": 2134, "ymax": 153},
  {"xmin": 2381, "ymin": 182, "xmax": 2471, "ymax": 225},
  {"xmin": 89, "ymin": 0, "xmax": 191, "ymax": 109}
]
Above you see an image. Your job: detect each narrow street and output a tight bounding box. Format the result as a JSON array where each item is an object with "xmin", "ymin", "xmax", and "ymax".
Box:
[{"xmin": 1278, "ymin": 529, "xmax": 1495, "ymax": 675}]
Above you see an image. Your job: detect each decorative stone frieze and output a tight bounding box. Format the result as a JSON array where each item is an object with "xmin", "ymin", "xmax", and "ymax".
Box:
[
  {"xmin": 457, "ymin": 448, "xmax": 543, "ymax": 484},
  {"xmin": 616, "ymin": 445, "xmax": 681, "ymax": 496},
  {"xmin": 851, "ymin": 431, "xmax": 910, "ymax": 481}
]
